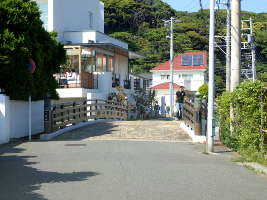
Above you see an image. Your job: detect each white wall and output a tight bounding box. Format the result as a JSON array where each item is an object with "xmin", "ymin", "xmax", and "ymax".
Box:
[
  {"xmin": 63, "ymin": 31, "xmax": 128, "ymax": 49},
  {"xmin": 152, "ymin": 71, "xmax": 206, "ymax": 92},
  {"xmin": 114, "ymin": 54, "xmax": 129, "ymax": 86},
  {"xmin": 38, "ymin": 0, "xmax": 104, "ymax": 42},
  {"xmin": 0, "ymin": 95, "xmax": 44, "ymax": 144},
  {"xmin": 95, "ymin": 72, "xmax": 113, "ymax": 94},
  {"xmin": 9, "ymin": 100, "xmax": 44, "ymax": 138},
  {"xmin": 154, "ymin": 89, "xmax": 180, "ymax": 115},
  {"xmin": 0, "ymin": 95, "xmax": 10, "ymax": 144}
]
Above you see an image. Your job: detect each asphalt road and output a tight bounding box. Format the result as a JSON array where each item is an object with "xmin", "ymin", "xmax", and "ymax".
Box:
[{"xmin": 0, "ymin": 121, "xmax": 266, "ymax": 200}]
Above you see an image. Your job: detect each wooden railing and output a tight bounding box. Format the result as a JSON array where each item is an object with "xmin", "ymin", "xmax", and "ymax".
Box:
[
  {"xmin": 183, "ymin": 96, "xmax": 207, "ymax": 136},
  {"xmin": 44, "ymin": 98, "xmax": 128, "ymax": 133}
]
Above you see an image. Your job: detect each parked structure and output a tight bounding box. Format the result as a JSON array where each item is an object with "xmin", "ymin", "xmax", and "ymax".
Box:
[{"xmin": 150, "ymin": 51, "xmax": 207, "ymax": 112}]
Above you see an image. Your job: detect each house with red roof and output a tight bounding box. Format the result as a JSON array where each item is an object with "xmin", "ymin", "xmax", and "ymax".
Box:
[{"xmin": 150, "ymin": 51, "xmax": 207, "ymax": 114}]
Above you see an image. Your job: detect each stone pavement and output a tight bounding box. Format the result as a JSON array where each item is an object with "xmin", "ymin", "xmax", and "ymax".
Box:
[{"xmin": 54, "ymin": 119, "xmax": 191, "ymax": 142}]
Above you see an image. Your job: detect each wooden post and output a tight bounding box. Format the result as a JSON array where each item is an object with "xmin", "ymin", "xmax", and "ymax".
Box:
[
  {"xmin": 194, "ymin": 95, "xmax": 202, "ymax": 136},
  {"xmin": 44, "ymin": 98, "xmax": 53, "ymax": 133}
]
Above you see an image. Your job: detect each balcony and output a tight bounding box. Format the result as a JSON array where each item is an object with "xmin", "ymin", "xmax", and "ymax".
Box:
[
  {"xmin": 112, "ymin": 74, "xmax": 121, "ymax": 88},
  {"xmin": 54, "ymin": 72, "xmax": 98, "ymax": 89}
]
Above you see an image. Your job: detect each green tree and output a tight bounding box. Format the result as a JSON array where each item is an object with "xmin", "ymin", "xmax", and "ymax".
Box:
[{"xmin": 0, "ymin": 0, "xmax": 66, "ymax": 100}]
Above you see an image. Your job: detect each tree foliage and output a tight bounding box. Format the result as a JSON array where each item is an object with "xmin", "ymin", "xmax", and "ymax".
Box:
[
  {"xmin": 102, "ymin": 0, "xmax": 267, "ymax": 94},
  {"xmin": 0, "ymin": 0, "xmax": 66, "ymax": 100}
]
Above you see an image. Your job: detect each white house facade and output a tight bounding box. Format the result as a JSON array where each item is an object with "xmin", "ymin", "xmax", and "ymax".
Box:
[
  {"xmin": 35, "ymin": 0, "xmax": 104, "ymax": 42},
  {"xmin": 150, "ymin": 51, "xmax": 207, "ymax": 113},
  {"xmin": 34, "ymin": 0, "xmax": 140, "ymax": 102}
]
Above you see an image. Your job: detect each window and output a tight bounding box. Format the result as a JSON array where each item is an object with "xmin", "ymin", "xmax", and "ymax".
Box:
[
  {"xmin": 182, "ymin": 54, "xmax": 204, "ymax": 66},
  {"xmin": 89, "ymin": 12, "xmax": 93, "ymax": 28},
  {"xmin": 108, "ymin": 56, "xmax": 114, "ymax": 72},
  {"xmin": 182, "ymin": 74, "xmax": 193, "ymax": 79},
  {"xmin": 182, "ymin": 55, "xmax": 192, "ymax": 66},
  {"xmin": 134, "ymin": 79, "xmax": 141, "ymax": 90},
  {"xmin": 160, "ymin": 75, "xmax": 170, "ymax": 80},
  {"xmin": 193, "ymin": 54, "xmax": 204, "ymax": 66}
]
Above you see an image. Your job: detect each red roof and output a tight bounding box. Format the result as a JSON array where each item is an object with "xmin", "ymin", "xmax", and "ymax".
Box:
[
  {"xmin": 151, "ymin": 51, "xmax": 208, "ymax": 71},
  {"xmin": 150, "ymin": 82, "xmax": 182, "ymax": 90}
]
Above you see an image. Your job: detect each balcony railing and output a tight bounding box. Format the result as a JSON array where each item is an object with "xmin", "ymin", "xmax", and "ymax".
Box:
[
  {"xmin": 112, "ymin": 74, "xmax": 120, "ymax": 88},
  {"xmin": 55, "ymin": 72, "xmax": 98, "ymax": 89}
]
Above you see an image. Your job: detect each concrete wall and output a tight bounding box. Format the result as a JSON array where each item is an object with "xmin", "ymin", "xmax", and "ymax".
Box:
[
  {"xmin": 36, "ymin": 0, "xmax": 104, "ymax": 42},
  {"xmin": 9, "ymin": 100, "xmax": 44, "ymax": 139},
  {"xmin": 152, "ymin": 71, "xmax": 206, "ymax": 91},
  {"xmin": 0, "ymin": 95, "xmax": 10, "ymax": 144},
  {"xmin": 0, "ymin": 95, "xmax": 44, "ymax": 144}
]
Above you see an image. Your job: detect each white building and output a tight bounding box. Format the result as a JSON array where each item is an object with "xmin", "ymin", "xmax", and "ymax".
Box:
[
  {"xmin": 35, "ymin": 0, "xmax": 139, "ymax": 101},
  {"xmin": 150, "ymin": 51, "xmax": 207, "ymax": 113}
]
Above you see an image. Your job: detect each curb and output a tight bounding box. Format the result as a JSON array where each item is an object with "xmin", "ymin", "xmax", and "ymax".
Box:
[
  {"xmin": 180, "ymin": 122, "xmax": 206, "ymax": 143},
  {"xmin": 40, "ymin": 119, "xmax": 112, "ymax": 140},
  {"xmin": 238, "ymin": 162, "xmax": 267, "ymax": 176}
]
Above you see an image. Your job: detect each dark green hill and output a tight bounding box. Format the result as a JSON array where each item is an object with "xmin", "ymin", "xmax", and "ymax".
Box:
[{"xmin": 102, "ymin": 0, "xmax": 267, "ymax": 91}]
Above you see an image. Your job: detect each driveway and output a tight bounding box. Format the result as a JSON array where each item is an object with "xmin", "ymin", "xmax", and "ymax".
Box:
[{"xmin": 0, "ymin": 120, "xmax": 266, "ymax": 200}]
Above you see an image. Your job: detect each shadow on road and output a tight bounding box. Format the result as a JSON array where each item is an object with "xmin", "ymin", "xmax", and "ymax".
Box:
[
  {"xmin": 52, "ymin": 121, "xmax": 119, "ymax": 141},
  {"xmin": 0, "ymin": 145, "xmax": 99, "ymax": 200}
]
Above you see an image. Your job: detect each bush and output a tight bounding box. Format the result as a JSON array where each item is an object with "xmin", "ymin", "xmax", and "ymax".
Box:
[
  {"xmin": 217, "ymin": 81, "xmax": 266, "ymax": 153},
  {"xmin": 198, "ymin": 83, "xmax": 208, "ymax": 99}
]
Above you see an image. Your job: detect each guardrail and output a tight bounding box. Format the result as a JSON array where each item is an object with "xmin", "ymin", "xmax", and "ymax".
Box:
[
  {"xmin": 44, "ymin": 98, "xmax": 128, "ymax": 133},
  {"xmin": 183, "ymin": 96, "xmax": 207, "ymax": 136}
]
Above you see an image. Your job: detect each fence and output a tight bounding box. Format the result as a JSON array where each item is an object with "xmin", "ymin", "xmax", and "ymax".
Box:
[
  {"xmin": 44, "ymin": 98, "xmax": 128, "ymax": 133},
  {"xmin": 183, "ymin": 95, "xmax": 207, "ymax": 136}
]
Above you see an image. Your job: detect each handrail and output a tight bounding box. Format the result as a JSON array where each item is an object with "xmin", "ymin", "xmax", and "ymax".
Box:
[
  {"xmin": 44, "ymin": 98, "xmax": 129, "ymax": 133},
  {"xmin": 183, "ymin": 96, "xmax": 206, "ymax": 136}
]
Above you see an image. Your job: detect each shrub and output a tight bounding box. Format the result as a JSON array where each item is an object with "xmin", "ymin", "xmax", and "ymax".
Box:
[
  {"xmin": 217, "ymin": 81, "xmax": 266, "ymax": 153},
  {"xmin": 198, "ymin": 83, "xmax": 208, "ymax": 99}
]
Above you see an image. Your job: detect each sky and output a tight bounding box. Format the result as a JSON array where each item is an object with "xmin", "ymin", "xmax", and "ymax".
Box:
[{"xmin": 163, "ymin": 0, "xmax": 267, "ymax": 13}]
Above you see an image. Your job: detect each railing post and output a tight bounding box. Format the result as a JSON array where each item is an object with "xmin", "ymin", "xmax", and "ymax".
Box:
[
  {"xmin": 194, "ymin": 94, "xmax": 202, "ymax": 136},
  {"xmin": 44, "ymin": 98, "xmax": 53, "ymax": 133}
]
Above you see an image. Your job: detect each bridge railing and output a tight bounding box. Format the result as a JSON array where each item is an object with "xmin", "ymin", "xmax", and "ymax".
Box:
[
  {"xmin": 44, "ymin": 98, "xmax": 129, "ymax": 133},
  {"xmin": 183, "ymin": 95, "xmax": 207, "ymax": 136}
]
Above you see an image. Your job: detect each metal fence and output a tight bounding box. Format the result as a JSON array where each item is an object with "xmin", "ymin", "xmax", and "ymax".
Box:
[{"xmin": 44, "ymin": 98, "xmax": 128, "ymax": 133}]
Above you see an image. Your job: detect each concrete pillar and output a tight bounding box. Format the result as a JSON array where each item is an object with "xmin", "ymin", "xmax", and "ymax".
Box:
[
  {"xmin": 0, "ymin": 94, "xmax": 10, "ymax": 144},
  {"xmin": 230, "ymin": 0, "xmax": 241, "ymax": 91}
]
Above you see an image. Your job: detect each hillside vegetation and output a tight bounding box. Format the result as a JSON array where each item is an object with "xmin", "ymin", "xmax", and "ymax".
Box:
[{"xmin": 102, "ymin": 0, "xmax": 267, "ymax": 92}]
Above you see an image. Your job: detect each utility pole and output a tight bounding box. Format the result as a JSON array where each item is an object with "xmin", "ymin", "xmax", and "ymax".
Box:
[
  {"xmin": 226, "ymin": 0, "xmax": 231, "ymax": 91},
  {"xmin": 170, "ymin": 17, "xmax": 174, "ymax": 117},
  {"xmin": 164, "ymin": 17, "xmax": 180, "ymax": 117},
  {"xmin": 207, "ymin": 0, "xmax": 215, "ymax": 153},
  {"xmin": 230, "ymin": 0, "xmax": 241, "ymax": 92}
]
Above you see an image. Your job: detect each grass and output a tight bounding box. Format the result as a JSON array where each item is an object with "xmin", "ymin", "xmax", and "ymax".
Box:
[
  {"xmin": 232, "ymin": 149, "xmax": 267, "ymax": 167},
  {"xmin": 243, "ymin": 165, "xmax": 266, "ymax": 176}
]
